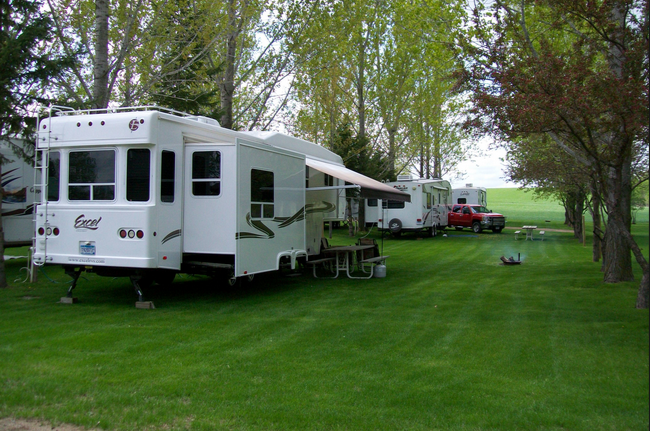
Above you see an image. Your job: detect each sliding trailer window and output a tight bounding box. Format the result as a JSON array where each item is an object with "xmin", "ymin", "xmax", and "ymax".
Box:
[
  {"xmin": 251, "ymin": 169, "xmax": 274, "ymax": 219},
  {"xmin": 127, "ymin": 149, "xmax": 150, "ymax": 202},
  {"xmin": 68, "ymin": 150, "xmax": 115, "ymax": 201},
  {"xmin": 192, "ymin": 151, "xmax": 221, "ymax": 196}
]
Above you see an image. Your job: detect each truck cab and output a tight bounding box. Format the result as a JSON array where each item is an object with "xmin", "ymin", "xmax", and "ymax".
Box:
[{"xmin": 448, "ymin": 204, "xmax": 506, "ymax": 233}]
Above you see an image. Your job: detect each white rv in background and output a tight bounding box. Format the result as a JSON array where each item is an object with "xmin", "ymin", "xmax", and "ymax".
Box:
[
  {"xmin": 32, "ymin": 106, "xmax": 409, "ymax": 304},
  {"xmin": 1, "ymin": 139, "xmax": 38, "ymax": 247},
  {"xmin": 452, "ymin": 184, "xmax": 487, "ymax": 206},
  {"xmin": 373, "ymin": 175, "xmax": 452, "ymax": 237}
]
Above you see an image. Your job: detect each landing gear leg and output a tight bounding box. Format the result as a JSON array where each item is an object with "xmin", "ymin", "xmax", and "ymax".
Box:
[
  {"xmin": 131, "ymin": 275, "xmax": 155, "ymax": 309},
  {"xmin": 61, "ymin": 267, "xmax": 82, "ymax": 304}
]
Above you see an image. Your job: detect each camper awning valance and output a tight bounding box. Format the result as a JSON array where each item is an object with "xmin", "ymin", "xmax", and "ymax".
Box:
[{"xmin": 305, "ymin": 158, "xmax": 411, "ymax": 202}]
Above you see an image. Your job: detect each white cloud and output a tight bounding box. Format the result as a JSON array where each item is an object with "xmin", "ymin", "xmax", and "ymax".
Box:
[{"xmin": 451, "ymin": 146, "xmax": 519, "ymax": 189}]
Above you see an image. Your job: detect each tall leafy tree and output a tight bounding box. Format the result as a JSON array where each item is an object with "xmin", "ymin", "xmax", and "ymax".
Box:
[
  {"xmin": 0, "ymin": 0, "xmax": 71, "ymax": 287},
  {"xmin": 460, "ymin": 0, "xmax": 649, "ymax": 307}
]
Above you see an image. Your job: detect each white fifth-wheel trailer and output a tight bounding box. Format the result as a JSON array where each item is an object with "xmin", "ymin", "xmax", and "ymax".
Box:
[
  {"xmin": 370, "ymin": 175, "xmax": 452, "ymax": 237},
  {"xmin": 32, "ymin": 106, "xmax": 409, "ymax": 304},
  {"xmin": 452, "ymin": 184, "xmax": 487, "ymax": 206}
]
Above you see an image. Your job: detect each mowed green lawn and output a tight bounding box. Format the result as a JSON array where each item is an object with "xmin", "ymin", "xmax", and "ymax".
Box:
[{"xmin": 0, "ymin": 189, "xmax": 648, "ymax": 430}]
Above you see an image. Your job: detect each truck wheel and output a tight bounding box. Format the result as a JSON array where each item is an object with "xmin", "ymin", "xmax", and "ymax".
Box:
[
  {"xmin": 493, "ymin": 227, "xmax": 503, "ymax": 233},
  {"xmin": 472, "ymin": 222, "xmax": 483, "ymax": 233}
]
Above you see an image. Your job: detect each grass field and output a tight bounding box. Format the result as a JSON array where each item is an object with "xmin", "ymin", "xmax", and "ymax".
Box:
[{"xmin": 0, "ymin": 189, "xmax": 648, "ymax": 430}]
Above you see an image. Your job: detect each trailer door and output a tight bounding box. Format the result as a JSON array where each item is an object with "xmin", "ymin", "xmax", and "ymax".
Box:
[
  {"xmin": 156, "ymin": 148, "xmax": 183, "ymax": 269},
  {"xmin": 183, "ymin": 144, "xmax": 237, "ymax": 255}
]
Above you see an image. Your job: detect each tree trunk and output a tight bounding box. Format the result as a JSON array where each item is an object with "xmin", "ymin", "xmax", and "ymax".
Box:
[
  {"xmin": 589, "ymin": 180, "xmax": 603, "ymax": 262},
  {"xmin": 636, "ymin": 271, "xmax": 649, "ymax": 309},
  {"xmin": 387, "ymin": 128, "xmax": 396, "ymax": 179},
  {"xmin": 356, "ymin": 35, "xmax": 366, "ymax": 140},
  {"xmin": 602, "ymin": 164, "xmax": 634, "ymax": 282},
  {"xmin": 93, "ymin": 0, "xmax": 109, "ymax": 109},
  {"xmin": 0, "ymin": 163, "xmax": 6, "ymax": 288},
  {"xmin": 220, "ymin": 0, "xmax": 238, "ymax": 130}
]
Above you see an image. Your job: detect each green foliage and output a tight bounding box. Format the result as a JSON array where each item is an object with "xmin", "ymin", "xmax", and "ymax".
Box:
[
  {"xmin": 0, "ymin": 0, "xmax": 71, "ymax": 145},
  {"xmin": 330, "ymin": 123, "xmax": 392, "ymax": 182}
]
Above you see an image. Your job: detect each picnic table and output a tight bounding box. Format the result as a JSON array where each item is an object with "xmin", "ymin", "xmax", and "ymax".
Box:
[
  {"xmin": 522, "ymin": 226, "xmax": 537, "ymax": 241},
  {"xmin": 324, "ymin": 245, "xmax": 376, "ymax": 279}
]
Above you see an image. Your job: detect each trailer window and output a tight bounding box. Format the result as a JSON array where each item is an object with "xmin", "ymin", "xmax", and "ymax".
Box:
[
  {"xmin": 367, "ymin": 199, "xmax": 378, "ymax": 207},
  {"xmin": 192, "ymin": 151, "xmax": 220, "ymax": 196},
  {"xmin": 68, "ymin": 150, "xmax": 115, "ymax": 201},
  {"xmin": 48, "ymin": 152, "xmax": 60, "ymax": 202},
  {"xmin": 161, "ymin": 151, "xmax": 175, "ymax": 203},
  {"xmin": 382, "ymin": 200, "xmax": 405, "ymax": 209},
  {"xmin": 251, "ymin": 169, "xmax": 274, "ymax": 219},
  {"xmin": 127, "ymin": 149, "xmax": 150, "ymax": 202}
]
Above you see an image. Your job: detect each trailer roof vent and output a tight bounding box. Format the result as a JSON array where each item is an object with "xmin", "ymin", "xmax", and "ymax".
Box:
[
  {"xmin": 186, "ymin": 116, "xmax": 220, "ymax": 127},
  {"xmin": 397, "ymin": 174, "xmax": 413, "ymax": 181},
  {"xmin": 466, "ymin": 183, "xmax": 473, "ymax": 187}
]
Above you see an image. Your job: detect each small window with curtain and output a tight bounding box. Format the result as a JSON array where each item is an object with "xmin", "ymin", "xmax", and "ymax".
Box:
[
  {"xmin": 192, "ymin": 151, "xmax": 221, "ymax": 196},
  {"xmin": 251, "ymin": 169, "xmax": 274, "ymax": 219},
  {"xmin": 47, "ymin": 151, "xmax": 60, "ymax": 202},
  {"xmin": 127, "ymin": 149, "xmax": 150, "ymax": 202},
  {"xmin": 160, "ymin": 151, "xmax": 175, "ymax": 203}
]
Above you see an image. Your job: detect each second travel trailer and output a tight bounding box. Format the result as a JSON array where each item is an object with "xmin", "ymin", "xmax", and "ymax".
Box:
[
  {"xmin": 2, "ymin": 138, "xmax": 38, "ymax": 247},
  {"xmin": 452, "ymin": 184, "xmax": 487, "ymax": 206},
  {"xmin": 32, "ymin": 106, "xmax": 409, "ymax": 305},
  {"xmin": 368, "ymin": 175, "xmax": 452, "ymax": 237}
]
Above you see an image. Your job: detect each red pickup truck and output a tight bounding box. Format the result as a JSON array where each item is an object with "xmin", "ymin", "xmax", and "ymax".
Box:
[{"xmin": 448, "ymin": 204, "xmax": 506, "ymax": 233}]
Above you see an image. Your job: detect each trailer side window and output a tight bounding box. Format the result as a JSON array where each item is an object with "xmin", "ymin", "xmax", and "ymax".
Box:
[
  {"xmin": 68, "ymin": 150, "xmax": 115, "ymax": 201},
  {"xmin": 161, "ymin": 151, "xmax": 175, "ymax": 203},
  {"xmin": 127, "ymin": 149, "xmax": 150, "ymax": 202},
  {"xmin": 48, "ymin": 151, "xmax": 60, "ymax": 202},
  {"xmin": 251, "ymin": 169, "xmax": 274, "ymax": 219},
  {"xmin": 382, "ymin": 200, "xmax": 405, "ymax": 209},
  {"xmin": 367, "ymin": 199, "xmax": 378, "ymax": 207},
  {"xmin": 192, "ymin": 151, "xmax": 220, "ymax": 196}
]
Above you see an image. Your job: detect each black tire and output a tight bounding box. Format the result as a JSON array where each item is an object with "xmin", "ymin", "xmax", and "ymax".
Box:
[
  {"xmin": 492, "ymin": 227, "xmax": 503, "ymax": 233},
  {"xmin": 472, "ymin": 222, "xmax": 482, "ymax": 233},
  {"xmin": 153, "ymin": 269, "xmax": 176, "ymax": 286}
]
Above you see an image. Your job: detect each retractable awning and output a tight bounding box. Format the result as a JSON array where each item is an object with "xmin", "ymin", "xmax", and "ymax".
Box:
[{"xmin": 306, "ymin": 158, "xmax": 410, "ymax": 202}]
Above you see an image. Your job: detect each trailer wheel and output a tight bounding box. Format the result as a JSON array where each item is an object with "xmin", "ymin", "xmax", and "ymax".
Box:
[
  {"xmin": 472, "ymin": 222, "xmax": 483, "ymax": 233},
  {"xmin": 153, "ymin": 270, "xmax": 176, "ymax": 286}
]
